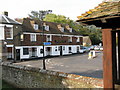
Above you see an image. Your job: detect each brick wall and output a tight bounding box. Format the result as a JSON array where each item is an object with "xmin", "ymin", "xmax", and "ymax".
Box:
[
  {"xmin": 22, "ymin": 34, "xmax": 83, "ymax": 46},
  {"xmin": 2, "ymin": 62, "xmax": 103, "ymax": 88}
]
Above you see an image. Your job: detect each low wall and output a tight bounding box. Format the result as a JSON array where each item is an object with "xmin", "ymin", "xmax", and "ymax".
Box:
[{"xmin": 1, "ymin": 62, "xmax": 103, "ymax": 88}]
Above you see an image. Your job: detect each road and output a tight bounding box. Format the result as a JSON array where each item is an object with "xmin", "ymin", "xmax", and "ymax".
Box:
[{"xmin": 15, "ymin": 51, "xmax": 103, "ymax": 78}]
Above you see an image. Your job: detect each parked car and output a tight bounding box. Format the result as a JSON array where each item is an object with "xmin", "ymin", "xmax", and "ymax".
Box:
[
  {"xmin": 99, "ymin": 46, "xmax": 103, "ymax": 51},
  {"xmin": 94, "ymin": 45, "xmax": 103, "ymax": 51},
  {"xmin": 89, "ymin": 45, "xmax": 94, "ymax": 50},
  {"xmin": 94, "ymin": 45, "xmax": 100, "ymax": 50},
  {"xmin": 80, "ymin": 46, "xmax": 90, "ymax": 53}
]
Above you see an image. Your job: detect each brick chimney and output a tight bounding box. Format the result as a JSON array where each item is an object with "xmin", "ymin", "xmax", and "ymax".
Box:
[{"xmin": 3, "ymin": 11, "xmax": 8, "ymax": 16}]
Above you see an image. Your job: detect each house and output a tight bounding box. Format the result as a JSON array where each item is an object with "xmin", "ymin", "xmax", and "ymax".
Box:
[
  {"xmin": 0, "ymin": 12, "xmax": 83, "ymax": 61},
  {"xmin": 0, "ymin": 12, "xmax": 22, "ymax": 61},
  {"xmin": 15, "ymin": 18, "xmax": 83, "ymax": 60}
]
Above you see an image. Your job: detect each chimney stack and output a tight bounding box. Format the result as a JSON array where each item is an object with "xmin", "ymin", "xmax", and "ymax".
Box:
[{"xmin": 3, "ymin": 11, "xmax": 8, "ymax": 16}]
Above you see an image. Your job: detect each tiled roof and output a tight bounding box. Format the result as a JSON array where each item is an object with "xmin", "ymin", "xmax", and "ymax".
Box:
[
  {"xmin": 77, "ymin": 1, "xmax": 120, "ymax": 20},
  {"xmin": 0, "ymin": 14, "xmax": 21, "ymax": 25},
  {"xmin": 22, "ymin": 18, "xmax": 81, "ymax": 36}
]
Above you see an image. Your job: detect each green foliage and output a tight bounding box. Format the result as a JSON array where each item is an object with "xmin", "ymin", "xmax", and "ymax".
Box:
[
  {"xmin": 44, "ymin": 14, "xmax": 73, "ymax": 24},
  {"xmin": 28, "ymin": 11, "xmax": 40, "ymax": 20}
]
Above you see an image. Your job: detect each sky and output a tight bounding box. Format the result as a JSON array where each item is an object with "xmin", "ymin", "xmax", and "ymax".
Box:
[{"xmin": 0, "ymin": 0, "xmax": 103, "ymax": 20}]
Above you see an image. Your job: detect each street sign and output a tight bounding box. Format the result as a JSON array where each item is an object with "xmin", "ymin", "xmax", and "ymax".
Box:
[{"xmin": 43, "ymin": 42, "xmax": 51, "ymax": 45}]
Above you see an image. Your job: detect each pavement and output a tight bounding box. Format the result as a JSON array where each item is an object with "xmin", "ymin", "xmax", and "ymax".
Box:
[{"xmin": 15, "ymin": 51, "xmax": 103, "ymax": 78}]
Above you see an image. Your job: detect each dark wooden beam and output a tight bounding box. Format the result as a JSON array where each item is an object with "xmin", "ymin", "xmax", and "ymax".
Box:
[{"xmin": 102, "ymin": 28, "xmax": 114, "ymax": 88}]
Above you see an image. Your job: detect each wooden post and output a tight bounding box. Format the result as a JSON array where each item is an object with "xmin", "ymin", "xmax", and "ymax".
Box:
[{"xmin": 102, "ymin": 29, "xmax": 114, "ymax": 88}]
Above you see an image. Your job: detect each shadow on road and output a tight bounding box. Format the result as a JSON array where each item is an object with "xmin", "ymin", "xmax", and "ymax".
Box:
[{"xmin": 70, "ymin": 70, "xmax": 103, "ymax": 78}]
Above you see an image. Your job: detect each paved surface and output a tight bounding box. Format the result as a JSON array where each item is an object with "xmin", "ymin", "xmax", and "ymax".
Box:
[{"xmin": 15, "ymin": 51, "xmax": 103, "ymax": 78}]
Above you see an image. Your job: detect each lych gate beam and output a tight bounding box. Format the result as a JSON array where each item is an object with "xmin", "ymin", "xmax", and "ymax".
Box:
[{"xmin": 102, "ymin": 29, "xmax": 114, "ymax": 88}]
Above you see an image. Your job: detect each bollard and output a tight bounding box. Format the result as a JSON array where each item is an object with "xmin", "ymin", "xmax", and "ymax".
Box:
[
  {"xmin": 88, "ymin": 51, "xmax": 92, "ymax": 59},
  {"xmin": 92, "ymin": 50, "xmax": 96, "ymax": 58}
]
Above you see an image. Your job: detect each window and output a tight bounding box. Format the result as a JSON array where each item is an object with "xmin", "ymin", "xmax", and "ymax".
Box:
[
  {"xmin": 69, "ymin": 28, "xmax": 72, "ymax": 33},
  {"xmin": 76, "ymin": 37, "xmax": 80, "ymax": 42},
  {"xmin": 23, "ymin": 48, "xmax": 29, "ymax": 55},
  {"xmin": 55, "ymin": 47, "xmax": 57, "ymax": 51},
  {"xmin": 46, "ymin": 35, "xmax": 52, "ymax": 42},
  {"xmin": 30, "ymin": 34, "xmax": 36, "ymax": 41},
  {"xmin": 21, "ymin": 34, "xmax": 24, "ymax": 41},
  {"xmin": 40, "ymin": 49, "xmax": 43, "ymax": 54},
  {"xmin": 33, "ymin": 24, "xmax": 38, "ymax": 30},
  {"xmin": 60, "ymin": 27, "xmax": 64, "ymax": 32},
  {"xmin": 44, "ymin": 25, "xmax": 49, "ymax": 31},
  {"xmin": 63, "ymin": 46, "xmax": 65, "ymax": 51},
  {"xmin": 58, "ymin": 47, "xmax": 61, "ymax": 51},
  {"xmin": 5, "ymin": 26, "xmax": 13, "ymax": 39},
  {"xmin": 68, "ymin": 37, "xmax": 72, "ymax": 42}
]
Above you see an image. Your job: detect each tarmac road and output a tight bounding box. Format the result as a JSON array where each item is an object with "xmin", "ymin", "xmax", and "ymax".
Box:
[{"xmin": 15, "ymin": 51, "xmax": 103, "ymax": 78}]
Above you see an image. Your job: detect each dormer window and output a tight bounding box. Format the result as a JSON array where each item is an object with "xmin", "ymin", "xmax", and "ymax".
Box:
[
  {"xmin": 66, "ymin": 25, "xmax": 72, "ymax": 33},
  {"xmin": 60, "ymin": 27, "xmax": 64, "ymax": 32},
  {"xmin": 57, "ymin": 25, "xmax": 64, "ymax": 32},
  {"xmin": 33, "ymin": 24, "xmax": 38, "ymax": 30},
  {"xmin": 69, "ymin": 28, "xmax": 72, "ymax": 33},
  {"xmin": 44, "ymin": 25, "xmax": 49, "ymax": 31}
]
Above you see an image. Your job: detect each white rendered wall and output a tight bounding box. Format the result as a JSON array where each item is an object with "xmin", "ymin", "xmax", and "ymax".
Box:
[
  {"xmin": 16, "ymin": 45, "xmax": 81, "ymax": 59},
  {"xmin": 51, "ymin": 46, "xmax": 60, "ymax": 56},
  {"xmin": 71, "ymin": 45, "xmax": 77, "ymax": 53},
  {"xmin": 0, "ymin": 24, "xmax": 5, "ymax": 40}
]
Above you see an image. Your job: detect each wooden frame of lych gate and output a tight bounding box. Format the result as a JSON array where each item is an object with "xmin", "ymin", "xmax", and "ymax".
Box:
[
  {"xmin": 77, "ymin": 14, "xmax": 120, "ymax": 88},
  {"xmin": 102, "ymin": 28, "xmax": 120, "ymax": 88}
]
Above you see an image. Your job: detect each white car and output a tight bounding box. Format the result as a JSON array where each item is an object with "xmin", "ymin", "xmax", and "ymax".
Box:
[
  {"xmin": 100, "ymin": 46, "xmax": 103, "ymax": 51},
  {"xmin": 94, "ymin": 46, "xmax": 100, "ymax": 50}
]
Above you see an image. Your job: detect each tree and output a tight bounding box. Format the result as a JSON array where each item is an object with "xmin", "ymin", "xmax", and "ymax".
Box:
[{"xmin": 28, "ymin": 10, "xmax": 52, "ymax": 20}]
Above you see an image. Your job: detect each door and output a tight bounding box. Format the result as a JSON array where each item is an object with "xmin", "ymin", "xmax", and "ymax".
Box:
[
  {"xmin": 7, "ymin": 47, "xmax": 13, "ymax": 59},
  {"xmin": 32, "ymin": 48, "xmax": 37, "ymax": 57},
  {"xmin": 46, "ymin": 47, "xmax": 51, "ymax": 56},
  {"xmin": 69, "ymin": 47, "xmax": 72, "ymax": 53},
  {"xmin": 77, "ymin": 47, "xmax": 79, "ymax": 53},
  {"xmin": 60, "ymin": 46, "xmax": 62, "ymax": 56},
  {"xmin": 16, "ymin": 49, "xmax": 20, "ymax": 60}
]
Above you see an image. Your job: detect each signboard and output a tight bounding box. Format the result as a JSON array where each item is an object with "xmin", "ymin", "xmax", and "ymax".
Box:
[{"xmin": 43, "ymin": 42, "xmax": 51, "ymax": 45}]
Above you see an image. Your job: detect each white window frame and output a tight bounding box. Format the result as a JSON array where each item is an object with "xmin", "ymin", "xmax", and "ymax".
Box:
[
  {"xmin": 46, "ymin": 35, "xmax": 52, "ymax": 42},
  {"xmin": 30, "ymin": 34, "xmax": 36, "ymax": 41},
  {"xmin": 21, "ymin": 34, "xmax": 24, "ymax": 41},
  {"xmin": 60, "ymin": 27, "xmax": 64, "ymax": 32},
  {"xmin": 45, "ymin": 25, "xmax": 49, "ymax": 31},
  {"xmin": 69, "ymin": 28, "xmax": 72, "ymax": 33},
  {"xmin": 76, "ymin": 37, "xmax": 80, "ymax": 42},
  {"xmin": 69, "ymin": 36, "xmax": 72, "ymax": 42},
  {"xmin": 33, "ymin": 24, "xmax": 38, "ymax": 30},
  {"xmin": 5, "ymin": 25, "xmax": 13, "ymax": 39}
]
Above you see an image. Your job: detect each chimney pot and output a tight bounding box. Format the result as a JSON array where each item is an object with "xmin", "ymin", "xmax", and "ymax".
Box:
[{"xmin": 3, "ymin": 11, "xmax": 8, "ymax": 16}]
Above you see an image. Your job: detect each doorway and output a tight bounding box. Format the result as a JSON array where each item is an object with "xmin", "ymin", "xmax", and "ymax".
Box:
[
  {"xmin": 60, "ymin": 46, "xmax": 62, "ymax": 56},
  {"xmin": 31, "ymin": 48, "xmax": 37, "ymax": 57},
  {"xmin": 16, "ymin": 49, "xmax": 20, "ymax": 60},
  {"xmin": 46, "ymin": 47, "xmax": 51, "ymax": 56},
  {"xmin": 69, "ymin": 47, "xmax": 72, "ymax": 53}
]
